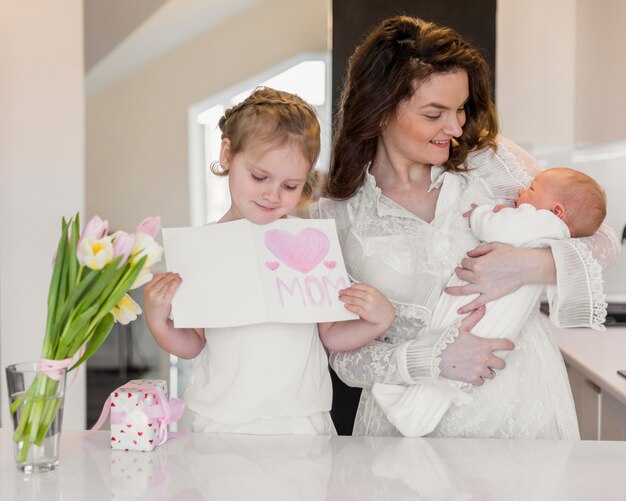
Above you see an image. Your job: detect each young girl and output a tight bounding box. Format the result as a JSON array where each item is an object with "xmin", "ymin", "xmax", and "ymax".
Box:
[{"xmin": 143, "ymin": 87, "xmax": 395, "ymax": 435}]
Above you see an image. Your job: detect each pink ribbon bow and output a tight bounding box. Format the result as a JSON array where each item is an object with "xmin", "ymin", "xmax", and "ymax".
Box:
[
  {"xmin": 39, "ymin": 345, "xmax": 86, "ymax": 384},
  {"xmin": 38, "ymin": 357, "xmax": 72, "ymax": 380},
  {"xmin": 134, "ymin": 384, "xmax": 185, "ymax": 446}
]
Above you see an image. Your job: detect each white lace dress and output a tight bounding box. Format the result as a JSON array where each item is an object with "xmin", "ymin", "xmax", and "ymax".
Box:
[{"xmin": 311, "ymin": 137, "xmax": 619, "ymax": 439}]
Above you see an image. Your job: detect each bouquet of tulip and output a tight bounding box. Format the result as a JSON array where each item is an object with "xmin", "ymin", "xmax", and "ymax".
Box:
[{"xmin": 9, "ymin": 213, "xmax": 163, "ymax": 462}]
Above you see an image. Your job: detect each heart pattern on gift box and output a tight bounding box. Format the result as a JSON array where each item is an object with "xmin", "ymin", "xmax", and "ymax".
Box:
[
  {"xmin": 109, "ymin": 380, "xmax": 167, "ymax": 452},
  {"xmin": 264, "ymin": 227, "xmax": 330, "ymax": 274}
]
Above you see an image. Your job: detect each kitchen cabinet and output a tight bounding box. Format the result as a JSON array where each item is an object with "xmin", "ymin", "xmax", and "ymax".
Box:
[
  {"xmin": 601, "ymin": 391, "xmax": 626, "ymax": 440},
  {"xmin": 566, "ymin": 363, "xmax": 601, "ymax": 439},
  {"xmin": 552, "ymin": 322, "xmax": 626, "ymax": 441}
]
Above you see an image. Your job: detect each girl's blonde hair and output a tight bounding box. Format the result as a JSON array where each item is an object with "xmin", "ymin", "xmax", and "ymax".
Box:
[{"xmin": 211, "ymin": 87, "xmax": 321, "ymax": 201}]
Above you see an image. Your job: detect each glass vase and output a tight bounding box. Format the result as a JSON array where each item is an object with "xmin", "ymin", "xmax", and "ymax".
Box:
[{"xmin": 6, "ymin": 362, "xmax": 67, "ymax": 473}]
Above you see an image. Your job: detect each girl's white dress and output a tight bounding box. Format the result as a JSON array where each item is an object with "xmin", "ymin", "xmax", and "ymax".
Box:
[
  {"xmin": 311, "ymin": 137, "xmax": 619, "ymax": 438},
  {"xmin": 184, "ymin": 322, "xmax": 334, "ymax": 434}
]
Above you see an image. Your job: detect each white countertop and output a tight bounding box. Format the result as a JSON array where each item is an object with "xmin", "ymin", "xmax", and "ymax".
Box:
[
  {"xmin": 2, "ymin": 429, "xmax": 626, "ymax": 500},
  {"xmin": 551, "ymin": 322, "xmax": 626, "ymax": 406}
]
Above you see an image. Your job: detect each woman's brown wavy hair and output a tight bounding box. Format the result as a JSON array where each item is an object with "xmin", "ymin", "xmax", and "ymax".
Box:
[{"xmin": 326, "ymin": 16, "xmax": 499, "ymax": 200}]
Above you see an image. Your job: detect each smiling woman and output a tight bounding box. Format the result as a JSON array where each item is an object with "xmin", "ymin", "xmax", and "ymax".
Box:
[{"xmin": 312, "ymin": 14, "xmax": 618, "ymax": 440}]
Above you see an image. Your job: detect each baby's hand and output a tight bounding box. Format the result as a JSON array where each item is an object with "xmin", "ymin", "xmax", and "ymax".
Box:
[
  {"xmin": 338, "ymin": 284, "xmax": 396, "ymax": 330},
  {"xmin": 143, "ymin": 272, "xmax": 181, "ymax": 330},
  {"xmin": 493, "ymin": 204, "xmax": 509, "ymax": 213},
  {"xmin": 463, "ymin": 203, "xmax": 478, "ymax": 228}
]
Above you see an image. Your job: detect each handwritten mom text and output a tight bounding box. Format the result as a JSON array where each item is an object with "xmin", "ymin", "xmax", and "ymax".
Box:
[{"xmin": 264, "ymin": 227, "xmax": 349, "ymax": 308}]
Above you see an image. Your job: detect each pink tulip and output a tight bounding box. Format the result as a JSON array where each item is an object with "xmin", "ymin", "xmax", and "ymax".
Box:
[
  {"xmin": 80, "ymin": 215, "xmax": 109, "ymax": 241},
  {"xmin": 135, "ymin": 216, "xmax": 161, "ymax": 238},
  {"xmin": 112, "ymin": 231, "xmax": 134, "ymax": 265}
]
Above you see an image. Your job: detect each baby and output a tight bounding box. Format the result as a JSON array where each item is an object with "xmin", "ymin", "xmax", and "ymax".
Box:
[
  {"xmin": 372, "ymin": 167, "xmax": 607, "ymax": 437},
  {"xmin": 471, "ymin": 166, "xmax": 606, "ymax": 242}
]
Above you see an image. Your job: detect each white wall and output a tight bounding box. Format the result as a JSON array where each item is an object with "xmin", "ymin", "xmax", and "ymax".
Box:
[
  {"xmin": 575, "ymin": 0, "xmax": 626, "ymax": 143},
  {"xmin": 496, "ymin": 0, "xmax": 577, "ymax": 145},
  {"xmin": 0, "ymin": 2, "xmax": 86, "ymax": 428},
  {"xmin": 497, "ymin": 0, "xmax": 626, "ymax": 145}
]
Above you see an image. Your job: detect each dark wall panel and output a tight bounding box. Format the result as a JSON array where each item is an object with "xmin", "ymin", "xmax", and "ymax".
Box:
[{"xmin": 332, "ymin": 0, "xmax": 497, "ymax": 119}]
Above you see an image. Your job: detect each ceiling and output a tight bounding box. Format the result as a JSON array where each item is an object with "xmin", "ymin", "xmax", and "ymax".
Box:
[
  {"xmin": 84, "ymin": 0, "xmax": 168, "ymax": 71},
  {"xmin": 84, "ymin": 0, "xmax": 260, "ymax": 94}
]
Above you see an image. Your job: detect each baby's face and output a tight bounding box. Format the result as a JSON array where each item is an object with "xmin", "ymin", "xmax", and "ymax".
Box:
[{"xmin": 515, "ymin": 171, "xmax": 560, "ymax": 211}]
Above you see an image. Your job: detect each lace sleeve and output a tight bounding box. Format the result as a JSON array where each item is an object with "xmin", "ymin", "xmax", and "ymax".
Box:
[
  {"xmin": 470, "ymin": 137, "xmax": 618, "ymax": 329},
  {"xmin": 545, "ymin": 239, "xmax": 607, "ymax": 329},
  {"xmin": 577, "ymin": 223, "xmax": 621, "ymax": 269},
  {"xmin": 328, "ymin": 340, "xmax": 415, "ymax": 389},
  {"xmin": 329, "ymin": 324, "xmax": 461, "ymax": 388}
]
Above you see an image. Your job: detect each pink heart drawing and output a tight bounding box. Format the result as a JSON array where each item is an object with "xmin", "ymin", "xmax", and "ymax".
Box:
[
  {"xmin": 264, "ymin": 227, "xmax": 330, "ymax": 274},
  {"xmin": 323, "ymin": 260, "xmax": 337, "ymax": 269},
  {"xmin": 265, "ymin": 261, "xmax": 280, "ymax": 271}
]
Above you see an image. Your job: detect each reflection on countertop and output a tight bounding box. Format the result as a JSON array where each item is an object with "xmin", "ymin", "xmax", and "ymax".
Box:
[{"xmin": 2, "ymin": 430, "xmax": 626, "ymax": 501}]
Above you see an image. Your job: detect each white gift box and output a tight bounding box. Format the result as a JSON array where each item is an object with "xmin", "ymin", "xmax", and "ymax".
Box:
[{"xmin": 109, "ymin": 379, "xmax": 168, "ymax": 452}]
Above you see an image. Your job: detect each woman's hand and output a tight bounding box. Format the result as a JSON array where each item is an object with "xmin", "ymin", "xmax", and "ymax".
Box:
[
  {"xmin": 445, "ymin": 243, "xmax": 556, "ymax": 313},
  {"xmin": 438, "ymin": 307, "xmax": 514, "ymax": 385}
]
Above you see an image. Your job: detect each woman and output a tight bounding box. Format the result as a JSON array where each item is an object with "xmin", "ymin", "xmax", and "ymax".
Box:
[{"xmin": 311, "ymin": 16, "xmax": 619, "ymax": 438}]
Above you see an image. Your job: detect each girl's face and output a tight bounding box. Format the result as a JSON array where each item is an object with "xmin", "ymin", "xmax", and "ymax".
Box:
[
  {"xmin": 220, "ymin": 137, "xmax": 310, "ymax": 224},
  {"xmin": 380, "ymin": 70, "xmax": 469, "ymax": 168}
]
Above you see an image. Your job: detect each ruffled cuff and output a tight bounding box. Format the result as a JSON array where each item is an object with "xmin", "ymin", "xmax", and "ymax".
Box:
[
  {"xmin": 545, "ymin": 239, "xmax": 607, "ymax": 331},
  {"xmin": 404, "ymin": 326, "xmax": 460, "ymax": 381}
]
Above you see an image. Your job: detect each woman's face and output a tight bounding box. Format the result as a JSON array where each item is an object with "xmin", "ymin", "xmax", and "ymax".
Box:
[{"xmin": 380, "ymin": 70, "xmax": 469, "ymax": 168}]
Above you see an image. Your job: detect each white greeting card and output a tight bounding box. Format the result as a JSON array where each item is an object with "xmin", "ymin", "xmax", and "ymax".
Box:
[{"xmin": 162, "ymin": 219, "xmax": 358, "ymax": 328}]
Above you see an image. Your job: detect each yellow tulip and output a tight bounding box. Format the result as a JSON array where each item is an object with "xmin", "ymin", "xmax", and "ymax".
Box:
[
  {"xmin": 111, "ymin": 294, "xmax": 142, "ymax": 325},
  {"xmin": 131, "ymin": 268, "xmax": 153, "ymax": 290},
  {"xmin": 131, "ymin": 233, "xmax": 163, "ymax": 269},
  {"xmin": 76, "ymin": 236, "xmax": 113, "ymax": 270}
]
